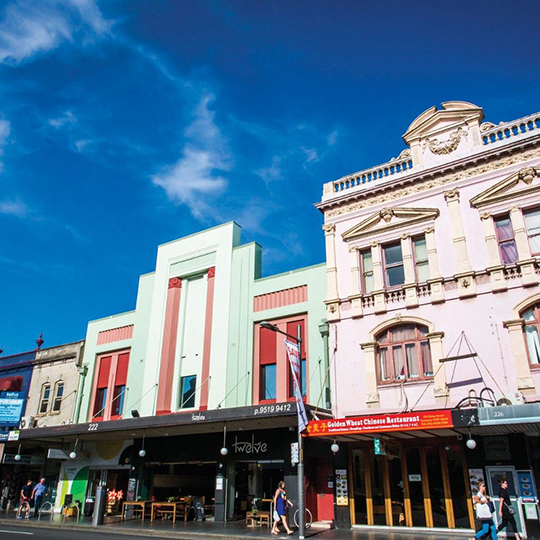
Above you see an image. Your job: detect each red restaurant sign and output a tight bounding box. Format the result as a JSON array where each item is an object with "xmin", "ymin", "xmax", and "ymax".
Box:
[{"xmin": 306, "ymin": 410, "xmax": 453, "ymax": 437}]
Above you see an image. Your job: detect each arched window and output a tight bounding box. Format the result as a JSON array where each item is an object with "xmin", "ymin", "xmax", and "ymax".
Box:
[
  {"xmin": 376, "ymin": 324, "xmax": 433, "ymax": 384},
  {"xmin": 523, "ymin": 303, "xmax": 540, "ymax": 365}
]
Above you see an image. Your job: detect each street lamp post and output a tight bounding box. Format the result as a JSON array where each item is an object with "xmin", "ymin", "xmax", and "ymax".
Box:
[{"xmin": 261, "ymin": 321, "xmax": 306, "ymax": 539}]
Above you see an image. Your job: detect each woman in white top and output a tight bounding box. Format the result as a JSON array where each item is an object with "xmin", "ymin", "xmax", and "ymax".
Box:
[{"xmin": 471, "ymin": 482, "xmax": 497, "ymax": 540}]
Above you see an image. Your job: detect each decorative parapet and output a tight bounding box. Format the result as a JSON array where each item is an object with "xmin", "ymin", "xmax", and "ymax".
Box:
[
  {"xmin": 481, "ymin": 111, "xmax": 540, "ymax": 146},
  {"xmin": 320, "ymin": 107, "xmax": 540, "ymax": 204},
  {"xmin": 328, "ymin": 152, "xmax": 414, "ymax": 195}
]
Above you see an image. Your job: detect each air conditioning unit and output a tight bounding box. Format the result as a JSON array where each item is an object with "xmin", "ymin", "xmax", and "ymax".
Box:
[{"xmin": 20, "ymin": 416, "xmax": 36, "ymax": 429}]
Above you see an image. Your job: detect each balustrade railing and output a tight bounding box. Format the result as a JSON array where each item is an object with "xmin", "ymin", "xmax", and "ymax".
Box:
[
  {"xmin": 481, "ymin": 112, "xmax": 540, "ymax": 146},
  {"xmin": 333, "ymin": 155, "xmax": 414, "ymax": 193}
]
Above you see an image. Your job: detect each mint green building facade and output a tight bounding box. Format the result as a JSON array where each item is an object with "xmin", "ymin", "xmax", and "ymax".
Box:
[{"xmin": 36, "ymin": 222, "xmax": 330, "ymax": 518}]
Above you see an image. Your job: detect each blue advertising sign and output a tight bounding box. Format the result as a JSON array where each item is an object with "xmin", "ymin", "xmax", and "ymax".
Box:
[
  {"xmin": 0, "ymin": 391, "xmax": 25, "ymax": 427},
  {"xmin": 517, "ymin": 470, "xmax": 537, "ymax": 503}
]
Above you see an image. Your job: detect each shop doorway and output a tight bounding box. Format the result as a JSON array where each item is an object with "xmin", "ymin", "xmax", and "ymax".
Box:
[
  {"xmin": 351, "ymin": 442, "xmax": 472, "ymax": 530},
  {"xmin": 486, "ymin": 466, "xmax": 526, "ymax": 537},
  {"xmin": 227, "ymin": 461, "xmax": 284, "ymax": 520},
  {"xmin": 86, "ymin": 468, "xmax": 129, "ymax": 515}
]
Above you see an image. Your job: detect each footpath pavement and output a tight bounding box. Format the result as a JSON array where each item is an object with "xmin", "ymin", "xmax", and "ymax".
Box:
[{"xmin": 0, "ymin": 513, "xmax": 473, "ymax": 540}]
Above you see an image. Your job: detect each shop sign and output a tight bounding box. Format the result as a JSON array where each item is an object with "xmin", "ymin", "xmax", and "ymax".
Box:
[
  {"xmin": 306, "ymin": 410, "xmax": 454, "ymax": 437},
  {"xmin": 524, "ymin": 503, "xmax": 538, "ymax": 520},
  {"xmin": 517, "ymin": 470, "xmax": 537, "ymax": 503},
  {"xmin": 468, "ymin": 468, "xmax": 485, "ymax": 495},
  {"xmin": 374, "ymin": 438, "xmax": 385, "ymax": 455},
  {"xmin": 335, "ymin": 469, "xmax": 348, "ymax": 506},
  {"xmin": 232, "ymin": 434, "xmax": 268, "ymax": 454},
  {"xmin": 484, "ymin": 436, "xmax": 511, "ymax": 462},
  {"xmin": 0, "ymin": 392, "xmax": 25, "ymax": 428},
  {"xmin": 2, "ymin": 454, "xmax": 45, "ymax": 465}
]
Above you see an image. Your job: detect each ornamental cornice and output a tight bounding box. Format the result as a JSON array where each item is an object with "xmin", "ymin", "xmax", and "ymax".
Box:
[{"xmin": 323, "ymin": 146, "xmax": 540, "ymax": 219}]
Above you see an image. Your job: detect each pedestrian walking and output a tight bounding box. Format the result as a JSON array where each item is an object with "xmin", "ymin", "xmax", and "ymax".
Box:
[
  {"xmin": 271, "ymin": 480, "xmax": 294, "ymax": 535},
  {"xmin": 497, "ymin": 479, "xmax": 521, "ymax": 540},
  {"xmin": 31, "ymin": 478, "xmax": 47, "ymax": 517},
  {"xmin": 470, "ymin": 482, "xmax": 497, "ymax": 540}
]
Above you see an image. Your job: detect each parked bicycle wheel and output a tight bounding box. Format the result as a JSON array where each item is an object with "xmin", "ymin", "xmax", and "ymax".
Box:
[{"xmin": 293, "ymin": 507, "xmax": 313, "ymax": 529}]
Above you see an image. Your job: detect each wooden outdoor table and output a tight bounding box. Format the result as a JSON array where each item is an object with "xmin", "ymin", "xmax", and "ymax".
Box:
[
  {"xmin": 151, "ymin": 500, "xmax": 189, "ymax": 523},
  {"xmin": 121, "ymin": 500, "xmax": 150, "ymax": 521}
]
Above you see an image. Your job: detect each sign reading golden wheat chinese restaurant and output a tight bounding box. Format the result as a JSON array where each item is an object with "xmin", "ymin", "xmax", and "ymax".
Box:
[{"xmin": 306, "ymin": 410, "xmax": 454, "ymax": 437}]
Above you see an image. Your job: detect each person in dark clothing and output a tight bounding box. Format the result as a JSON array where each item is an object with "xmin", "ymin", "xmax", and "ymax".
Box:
[
  {"xmin": 497, "ymin": 479, "xmax": 521, "ymax": 540},
  {"xmin": 17, "ymin": 481, "xmax": 33, "ymax": 519}
]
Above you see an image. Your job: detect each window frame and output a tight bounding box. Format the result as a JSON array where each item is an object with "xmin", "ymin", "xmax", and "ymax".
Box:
[
  {"xmin": 524, "ymin": 207, "xmax": 540, "ymax": 257},
  {"xmin": 522, "ymin": 303, "xmax": 540, "ymax": 368},
  {"xmin": 254, "ymin": 315, "xmax": 309, "ymax": 405},
  {"xmin": 179, "ymin": 375, "xmax": 197, "ymax": 409},
  {"xmin": 51, "ymin": 381, "xmax": 64, "ymax": 414},
  {"xmin": 89, "ymin": 349, "xmax": 130, "ymax": 422},
  {"xmin": 360, "ymin": 248, "xmax": 375, "ymax": 294},
  {"xmin": 375, "ymin": 325, "xmax": 434, "ymax": 385},
  {"xmin": 412, "ymin": 235, "xmax": 429, "ymax": 283},
  {"xmin": 38, "ymin": 383, "xmax": 51, "ymax": 415},
  {"xmin": 382, "ymin": 242, "xmax": 405, "ymax": 288},
  {"xmin": 493, "ymin": 214, "xmax": 519, "ymax": 265}
]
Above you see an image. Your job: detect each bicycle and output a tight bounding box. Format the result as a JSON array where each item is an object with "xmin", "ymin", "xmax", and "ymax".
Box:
[{"xmin": 293, "ymin": 507, "xmax": 313, "ymax": 529}]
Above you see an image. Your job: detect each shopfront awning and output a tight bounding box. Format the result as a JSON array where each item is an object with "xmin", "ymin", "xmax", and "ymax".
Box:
[{"xmin": 14, "ymin": 403, "xmax": 331, "ymax": 445}]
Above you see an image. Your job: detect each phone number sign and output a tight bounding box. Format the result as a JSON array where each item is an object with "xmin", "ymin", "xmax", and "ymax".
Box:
[{"xmin": 306, "ymin": 410, "xmax": 453, "ymax": 436}]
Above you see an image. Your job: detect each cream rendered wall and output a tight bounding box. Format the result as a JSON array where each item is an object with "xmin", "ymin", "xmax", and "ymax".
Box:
[{"xmin": 28, "ymin": 341, "xmax": 84, "ymax": 427}]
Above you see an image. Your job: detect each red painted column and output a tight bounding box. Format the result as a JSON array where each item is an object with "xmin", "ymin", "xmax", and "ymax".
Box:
[
  {"xmin": 156, "ymin": 277, "xmax": 182, "ymax": 415},
  {"xmin": 199, "ymin": 267, "xmax": 216, "ymax": 411}
]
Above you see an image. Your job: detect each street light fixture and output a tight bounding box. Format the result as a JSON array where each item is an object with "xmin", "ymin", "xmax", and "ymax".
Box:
[{"xmin": 260, "ymin": 320, "xmax": 306, "ymax": 540}]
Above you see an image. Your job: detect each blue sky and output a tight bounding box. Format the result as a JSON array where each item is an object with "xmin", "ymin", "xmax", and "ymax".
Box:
[{"xmin": 0, "ymin": 0, "xmax": 539, "ymax": 353}]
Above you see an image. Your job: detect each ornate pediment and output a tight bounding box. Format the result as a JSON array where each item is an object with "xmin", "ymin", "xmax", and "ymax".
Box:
[
  {"xmin": 403, "ymin": 101, "xmax": 484, "ymax": 144},
  {"xmin": 470, "ymin": 166, "xmax": 540, "ymax": 208},
  {"xmin": 342, "ymin": 207, "xmax": 440, "ymax": 241}
]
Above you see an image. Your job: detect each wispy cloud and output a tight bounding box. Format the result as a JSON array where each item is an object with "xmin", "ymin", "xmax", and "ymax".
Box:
[
  {"xmin": 49, "ymin": 110, "xmax": 77, "ymax": 129},
  {"xmin": 256, "ymin": 156, "xmax": 282, "ymax": 186},
  {"xmin": 0, "ymin": 0, "xmax": 112, "ymax": 65},
  {"xmin": 0, "ymin": 197, "xmax": 29, "ymax": 218},
  {"xmin": 0, "ymin": 118, "xmax": 10, "ymax": 173},
  {"xmin": 152, "ymin": 94, "xmax": 233, "ymax": 220}
]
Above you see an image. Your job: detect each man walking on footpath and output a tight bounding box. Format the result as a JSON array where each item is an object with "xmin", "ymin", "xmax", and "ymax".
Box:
[{"xmin": 32, "ymin": 478, "xmax": 46, "ymax": 517}]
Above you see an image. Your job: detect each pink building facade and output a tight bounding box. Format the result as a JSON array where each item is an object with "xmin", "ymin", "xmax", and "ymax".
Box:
[{"xmin": 313, "ymin": 102, "xmax": 540, "ymax": 535}]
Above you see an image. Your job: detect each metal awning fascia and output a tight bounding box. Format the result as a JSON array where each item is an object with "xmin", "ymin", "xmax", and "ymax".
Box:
[{"xmin": 17, "ymin": 403, "xmax": 329, "ymax": 443}]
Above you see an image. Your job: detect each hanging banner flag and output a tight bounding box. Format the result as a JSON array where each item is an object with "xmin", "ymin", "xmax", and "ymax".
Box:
[{"xmin": 285, "ymin": 339, "xmax": 308, "ymax": 433}]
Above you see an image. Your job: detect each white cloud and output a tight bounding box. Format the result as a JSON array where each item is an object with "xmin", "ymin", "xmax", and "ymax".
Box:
[
  {"xmin": 74, "ymin": 138, "xmax": 92, "ymax": 152},
  {"xmin": 0, "ymin": 197, "xmax": 29, "ymax": 218},
  {"xmin": 256, "ymin": 156, "xmax": 282, "ymax": 186},
  {"xmin": 49, "ymin": 110, "xmax": 77, "ymax": 129},
  {"xmin": 0, "ymin": 0, "xmax": 111, "ymax": 64},
  {"xmin": 152, "ymin": 94, "xmax": 232, "ymax": 220},
  {"xmin": 0, "ymin": 118, "xmax": 10, "ymax": 173}
]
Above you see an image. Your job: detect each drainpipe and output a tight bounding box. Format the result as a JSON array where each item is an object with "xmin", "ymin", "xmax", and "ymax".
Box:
[
  {"xmin": 318, "ymin": 321, "xmax": 331, "ymax": 409},
  {"xmin": 73, "ymin": 364, "xmax": 88, "ymax": 424}
]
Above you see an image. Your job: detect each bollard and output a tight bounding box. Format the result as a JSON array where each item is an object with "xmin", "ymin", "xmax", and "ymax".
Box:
[{"xmin": 91, "ymin": 486, "xmax": 107, "ymax": 526}]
